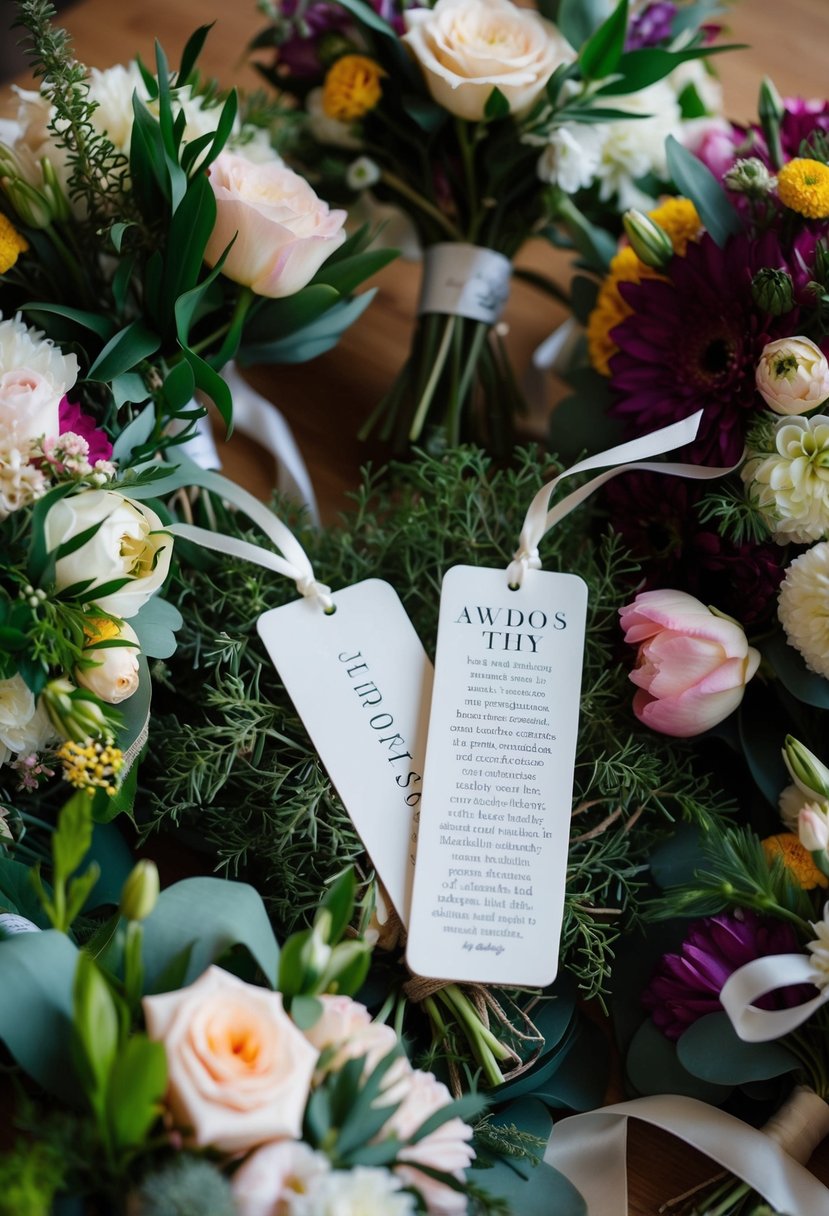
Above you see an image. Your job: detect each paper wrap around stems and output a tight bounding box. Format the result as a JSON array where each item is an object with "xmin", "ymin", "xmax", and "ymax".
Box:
[
  {"xmin": 545, "ymin": 1090, "xmax": 829, "ymax": 1215},
  {"xmin": 418, "ymin": 243, "xmax": 511, "ymax": 324}
]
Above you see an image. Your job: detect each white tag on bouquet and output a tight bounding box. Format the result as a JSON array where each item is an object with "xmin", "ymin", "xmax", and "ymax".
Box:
[
  {"xmin": 406, "ymin": 566, "xmax": 587, "ymax": 987},
  {"xmin": 257, "ymin": 580, "xmax": 432, "ymax": 927}
]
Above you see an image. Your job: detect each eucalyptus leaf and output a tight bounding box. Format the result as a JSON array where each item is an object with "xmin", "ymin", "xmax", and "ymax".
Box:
[
  {"xmin": 141, "ymin": 876, "xmax": 280, "ymax": 992},
  {"xmin": 626, "ymin": 1017, "xmax": 732, "ymax": 1103},
  {"xmin": 131, "ymin": 596, "xmax": 183, "ymax": 660},
  {"xmin": 481, "ymin": 1099, "xmax": 586, "ymax": 1216},
  {"xmin": 665, "ymin": 136, "xmax": 742, "ymax": 247},
  {"xmin": 677, "ymin": 1012, "xmax": 798, "ymax": 1084},
  {"xmin": 762, "ymin": 632, "xmax": 829, "ymax": 710},
  {"xmin": 0, "ymin": 856, "xmax": 52, "ymax": 926},
  {"xmin": 556, "ymin": 0, "xmax": 612, "ymax": 47},
  {"xmin": 0, "ymin": 930, "xmax": 79, "ymax": 1102},
  {"xmin": 238, "ymin": 290, "xmax": 377, "ymax": 365},
  {"xmin": 737, "ymin": 681, "xmax": 792, "ymax": 808}
]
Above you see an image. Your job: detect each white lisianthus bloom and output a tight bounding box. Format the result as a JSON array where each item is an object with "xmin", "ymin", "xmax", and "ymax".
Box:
[
  {"xmin": 44, "ymin": 490, "xmax": 172, "ymax": 619},
  {"xmin": 76, "ymin": 619, "xmax": 141, "ymax": 704},
  {"xmin": 536, "ymin": 123, "xmax": 605, "ymax": 193},
  {"xmin": 292, "ymin": 1168, "xmax": 417, "ymax": 1216},
  {"xmin": 807, "ymin": 904, "xmax": 829, "ymax": 989},
  {"xmin": 592, "ymin": 81, "xmax": 682, "ymax": 210},
  {"xmin": 0, "ymin": 675, "xmax": 55, "ymax": 766},
  {"xmin": 0, "ymin": 315, "xmax": 78, "ymax": 443},
  {"xmin": 778, "ymin": 542, "xmax": 829, "ymax": 679},
  {"xmin": 743, "ymin": 415, "xmax": 829, "ymax": 544}
]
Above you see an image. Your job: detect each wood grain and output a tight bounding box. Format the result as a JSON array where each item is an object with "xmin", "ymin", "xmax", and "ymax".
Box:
[{"xmin": 5, "ymin": 0, "xmax": 829, "ymax": 1209}]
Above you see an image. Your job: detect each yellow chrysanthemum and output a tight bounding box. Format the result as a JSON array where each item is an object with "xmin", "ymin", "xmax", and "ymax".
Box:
[
  {"xmin": 587, "ymin": 199, "xmax": 702, "ymax": 376},
  {"xmin": 0, "ymin": 214, "xmax": 29, "ymax": 275},
  {"xmin": 777, "ymin": 158, "xmax": 829, "ymax": 219},
  {"xmin": 59, "ymin": 738, "xmax": 124, "ymax": 798},
  {"xmin": 647, "ymin": 198, "xmax": 703, "ymax": 258},
  {"xmin": 322, "ymin": 55, "xmax": 386, "ymax": 122},
  {"xmin": 762, "ymin": 832, "xmax": 829, "ymax": 891}
]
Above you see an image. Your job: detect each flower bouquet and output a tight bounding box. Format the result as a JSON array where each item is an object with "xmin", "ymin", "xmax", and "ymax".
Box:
[
  {"xmin": 0, "ymin": 0, "xmax": 385, "ymax": 824},
  {"xmin": 249, "ymin": 0, "xmax": 732, "ymax": 453}
]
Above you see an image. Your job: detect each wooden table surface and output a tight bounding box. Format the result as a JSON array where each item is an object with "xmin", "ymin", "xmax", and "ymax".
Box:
[{"xmin": 5, "ymin": 0, "xmax": 829, "ymax": 1210}]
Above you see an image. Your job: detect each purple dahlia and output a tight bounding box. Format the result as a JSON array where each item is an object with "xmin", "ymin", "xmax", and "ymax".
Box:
[
  {"xmin": 642, "ymin": 910, "xmax": 809, "ymax": 1041},
  {"xmin": 608, "ymin": 230, "xmax": 795, "ymax": 464}
]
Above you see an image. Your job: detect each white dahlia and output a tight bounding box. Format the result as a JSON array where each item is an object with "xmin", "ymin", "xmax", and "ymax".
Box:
[
  {"xmin": 778, "ymin": 542, "xmax": 829, "ymax": 678},
  {"xmin": 743, "ymin": 415, "xmax": 829, "ymax": 543}
]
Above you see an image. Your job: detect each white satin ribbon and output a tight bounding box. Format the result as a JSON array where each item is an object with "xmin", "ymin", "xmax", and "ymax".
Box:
[
  {"xmin": 167, "ymin": 465, "xmax": 333, "ymax": 610},
  {"xmin": 721, "ymin": 952, "xmax": 827, "ymax": 1042},
  {"xmin": 545, "ymin": 1094, "xmax": 829, "ymax": 1215},
  {"xmin": 505, "ymin": 410, "xmax": 737, "ymax": 586}
]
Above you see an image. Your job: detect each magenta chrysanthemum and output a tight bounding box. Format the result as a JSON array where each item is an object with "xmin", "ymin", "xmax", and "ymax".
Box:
[
  {"xmin": 608, "ymin": 232, "xmax": 794, "ymax": 463},
  {"xmin": 642, "ymin": 910, "xmax": 809, "ymax": 1041},
  {"xmin": 58, "ymin": 397, "xmax": 113, "ymax": 464}
]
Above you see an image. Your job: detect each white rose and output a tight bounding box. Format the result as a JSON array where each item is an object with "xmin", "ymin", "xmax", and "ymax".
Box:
[
  {"xmin": 403, "ymin": 0, "xmax": 573, "ymax": 123},
  {"xmin": 44, "ymin": 489, "xmax": 172, "ymax": 619},
  {"xmin": 76, "ymin": 619, "xmax": 141, "ymax": 704},
  {"xmin": 756, "ymin": 336, "xmax": 829, "ymax": 415},
  {"xmin": 0, "ymin": 674, "xmax": 55, "ymax": 765},
  {"xmin": 0, "ymin": 314, "xmax": 78, "ymax": 442}
]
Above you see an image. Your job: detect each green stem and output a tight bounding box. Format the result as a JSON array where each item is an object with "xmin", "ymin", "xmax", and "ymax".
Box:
[
  {"xmin": 380, "ymin": 170, "xmax": 463, "ymax": 242},
  {"xmin": 454, "ymin": 119, "xmax": 480, "ymax": 242},
  {"xmin": 439, "ymin": 984, "xmax": 512, "ymax": 1087},
  {"xmin": 409, "ymin": 314, "xmax": 456, "ymax": 442}
]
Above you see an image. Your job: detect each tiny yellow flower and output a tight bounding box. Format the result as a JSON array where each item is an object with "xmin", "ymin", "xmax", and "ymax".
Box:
[
  {"xmin": 59, "ymin": 738, "xmax": 124, "ymax": 797},
  {"xmin": 762, "ymin": 832, "xmax": 829, "ymax": 891},
  {"xmin": 777, "ymin": 158, "xmax": 829, "ymax": 219},
  {"xmin": 322, "ymin": 55, "xmax": 386, "ymax": 123},
  {"xmin": 0, "ymin": 214, "xmax": 29, "ymax": 274}
]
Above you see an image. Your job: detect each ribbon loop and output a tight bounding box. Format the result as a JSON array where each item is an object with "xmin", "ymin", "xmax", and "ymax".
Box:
[{"xmin": 720, "ymin": 952, "xmax": 828, "ymax": 1042}]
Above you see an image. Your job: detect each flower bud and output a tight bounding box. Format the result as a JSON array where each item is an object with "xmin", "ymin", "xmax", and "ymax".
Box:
[
  {"xmin": 758, "ymin": 77, "xmax": 785, "ymax": 170},
  {"xmin": 798, "ymin": 804, "xmax": 829, "ymax": 852},
  {"xmin": 119, "ymin": 859, "xmax": 160, "ymax": 922},
  {"xmin": 783, "ymin": 735, "xmax": 829, "ymax": 800},
  {"xmin": 751, "ymin": 268, "xmax": 795, "ymax": 316},
  {"xmin": 1, "ymin": 175, "xmax": 51, "ymax": 230},
  {"xmin": 756, "ymin": 336, "xmax": 829, "ymax": 414},
  {"xmin": 622, "ymin": 209, "xmax": 674, "ymax": 269},
  {"xmin": 40, "ymin": 158, "xmax": 71, "ymax": 223},
  {"xmin": 725, "ymin": 158, "xmax": 778, "ymax": 198},
  {"xmin": 42, "ymin": 677, "xmax": 117, "ymax": 742}
]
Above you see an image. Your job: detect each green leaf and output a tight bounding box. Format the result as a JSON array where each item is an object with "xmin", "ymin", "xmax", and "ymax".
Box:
[
  {"xmin": 86, "ymin": 321, "xmax": 160, "ymax": 382},
  {"xmin": 596, "ymin": 46, "xmax": 738, "ymax": 96},
  {"xmin": 321, "ymin": 869, "xmax": 356, "ymax": 942},
  {"xmin": 141, "ymin": 876, "xmax": 280, "ymax": 993},
  {"xmin": 107, "ymin": 1035, "xmax": 167, "ymax": 1149},
  {"xmin": 737, "ymin": 680, "xmax": 791, "ymax": 808},
  {"xmin": 112, "ymin": 372, "xmax": 150, "ymax": 409},
  {"xmin": 331, "ymin": 0, "xmax": 397, "ymax": 38},
  {"xmin": 579, "ymin": 0, "xmax": 628, "ymax": 81},
  {"xmin": 52, "ymin": 790, "xmax": 94, "ymax": 883},
  {"xmin": 110, "ymin": 222, "xmax": 135, "ymax": 253},
  {"xmin": 484, "ymin": 86, "xmax": 511, "ymax": 120},
  {"xmin": 483, "ymin": 1099, "xmax": 586, "ymax": 1216},
  {"xmin": 626, "ymin": 1018, "xmax": 732, "ymax": 1103},
  {"xmin": 178, "ymin": 23, "xmax": 214, "ymax": 84},
  {"xmin": 180, "ymin": 346, "xmax": 234, "ymax": 434},
  {"xmin": 0, "ymin": 856, "xmax": 52, "ymax": 926},
  {"xmin": 0, "ymin": 930, "xmax": 79, "ymax": 1102},
  {"xmin": 112, "ymin": 403, "xmax": 156, "ymax": 463},
  {"xmin": 665, "ymin": 135, "xmax": 742, "ymax": 247},
  {"xmin": 763, "ymin": 632, "xmax": 829, "ymax": 710},
  {"xmin": 241, "ymin": 285, "xmax": 341, "ymax": 344},
  {"xmin": 195, "ymin": 90, "xmax": 239, "ymax": 175},
  {"xmin": 73, "ymin": 952, "xmax": 120, "ymax": 1112},
  {"xmin": 161, "ymin": 172, "xmax": 217, "ymax": 330},
  {"xmin": 312, "ymin": 250, "xmax": 397, "ymax": 296},
  {"xmin": 556, "ymin": 0, "xmax": 613, "ymax": 47},
  {"xmin": 131, "ymin": 595, "xmax": 183, "ymax": 660},
  {"xmin": 130, "ymin": 93, "xmax": 171, "ymax": 211},
  {"xmin": 20, "ymin": 303, "xmax": 115, "ymax": 341},
  {"xmin": 291, "ymin": 995, "xmax": 323, "ymax": 1030},
  {"xmin": 237, "ymin": 290, "xmax": 376, "ymax": 365},
  {"xmin": 677, "ymin": 1013, "xmax": 798, "ymax": 1085}
]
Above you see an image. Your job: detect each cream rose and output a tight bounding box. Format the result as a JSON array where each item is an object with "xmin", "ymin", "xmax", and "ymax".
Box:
[
  {"xmin": 44, "ymin": 489, "xmax": 172, "ymax": 619},
  {"xmin": 204, "ymin": 153, "xmax": 347, "ymax": 298},
  {"xmin": 0, "ymin": 314, "xmax": 78, "ymax": 443},
  {"xmin": 756, "ymin": 336, "xmax": 829, "ymax": 415},
  {"xmin": 143, "ymin": 966, "xmax": 318, "ymax": 1155},
  {"xmin": 76, "ymin": 619, "xmax": 141, "ymax": 704},
  {"xmin": 403, "ymin": 0, "xmax": 573, "ymax": 122}
]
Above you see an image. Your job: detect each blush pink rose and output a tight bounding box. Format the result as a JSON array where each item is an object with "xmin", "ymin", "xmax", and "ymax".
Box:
[
  {"xmin": 303, "ymin": 993, "xmax": 405, "ymax": 1082},
  {"xmin": 143, "ymin": 965, "xmax": 318, "ymax": 1155},
  {"xmin": 386, "ymin": 1071, "xmax": 475, "ymax": 1216},
  {"xmin": 204, "ymin": 152, "xmax": 347, "ymax": 298},
  {"xmin": 619, "ymin": 589, "xmax": 761, "ymax": 738}
]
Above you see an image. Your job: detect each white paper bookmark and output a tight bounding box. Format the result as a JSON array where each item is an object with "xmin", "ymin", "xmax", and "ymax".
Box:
[
  {"xmin": 165, "ymin": 466, "xmax": 431, "ymax": 926},
  {"xmin": 407, "ymin": 409, "xmax": 736, "ymax": 986},
  {"xmin": 406, "ymin": 565, "xmax": 587, "ymax": 987}
]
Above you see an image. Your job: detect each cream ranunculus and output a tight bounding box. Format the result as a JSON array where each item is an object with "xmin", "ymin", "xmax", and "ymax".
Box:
[
  {"xmin": 76, "ymin": 619, "xmax": 141, "ymax": 704},
  {"xmin": 403, "ymin": 0, "xmax": 573, "ymax": 123},
  {"xmin": 143, "ymin": 965, "xmax": 318, "ymax": 1155},
  {"xmin": 204, "ymin": 153, "xmax": 347, "ymax": 298},
  {"xmin": 44, "ymin": 489, "xmax": 172, "ymax": 619},
  {"xmin": 756, "ymin": 336, "xmax": 829, "ymax": 415},
  {"xmin": 0, "ymin": 314, "xmax": 78, "ymax": 442}
]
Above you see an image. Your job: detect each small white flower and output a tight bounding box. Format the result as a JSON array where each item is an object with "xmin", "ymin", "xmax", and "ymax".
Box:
[
  {"xmin": 0, "ymin": 430, "xmax": 47, "ymax": 519},
  {"xmin": 0, "ymin": 675, "xmax": 55, "ymax": 767},
  {"xmin": 743, "ymin": 415, "xmax": 829, "ymax": 544},
  {"xmin": 779, "ymin": 782, "xmax": 811, "ymax": 830},
  {"xmin": 292, "ymin": 1168, "xmax": 417, "ymax": 1216},
  {"xmin": 807, "ymin": 904, "xmax": 829, "ymax": 989},
  {"xmin": 346, "ymin": 156, "xmax": 381, "ymax": 191},
  {"xmin": 798, "ymin": 803, "xmax": 829, "ymax": 852},
  {"xmin": 592, "ymin": 81, "xmax": 682, "ymax": 210},
  {"xmin": 536, "ymin": 124, "xmax": 605, "ymax": 194},
  {"xmin": 232, "ymin": 1141, "xmax": 331, "ymax": 1216},
  {"xmin": 778, "ymin": 542, "xmax": 829, "ymax": 678}
]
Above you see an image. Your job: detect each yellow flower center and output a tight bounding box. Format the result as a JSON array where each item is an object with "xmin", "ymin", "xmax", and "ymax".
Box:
[
  {"xmin": 0, "ymin": 214, "xmax": 29, "ymax": 275},
  {"xmin": 83, "ymin": 616, "xmax": 121, "ymax": 646},
  {"xmin": 322, "ymin": 55, "xmax": 386, "ymax": 123},
  {"xmin": 59, "ymin": 738, "xmax": 124, "ymax": 797},
  {"xmin": 120, "ymin": 531, "xmax": 156, "ymax": 578},
  {"xmin": 762, "ymin": 832, "xmax": 829, "ymax": 890},
  {"xmin": 777, "ymin": 158, "xmax": 829, "ymax": 219}
]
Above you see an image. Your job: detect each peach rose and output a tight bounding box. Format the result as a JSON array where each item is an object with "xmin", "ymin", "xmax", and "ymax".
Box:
[
  {"xmin": 143, "ymin": 966, "xmax": 318, "ymax": 1154},
  {"xmin": 403, "ymin": 0, "xmax": 573, "ymax": 122},
  {"xmin": 620, "ymin": 590, "xmax": 760, "ymax": 738},
  {"xmin": 204, "ymin": 153, "xmax": 347, "ymax": 298},
  {"xmin": 386, "ymin": 1071, "xmax": 475, "ymax": 1216}
]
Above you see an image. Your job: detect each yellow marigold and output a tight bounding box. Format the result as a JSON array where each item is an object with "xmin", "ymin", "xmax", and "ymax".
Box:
[
  {"xmin": 0, "ymin": 214, "xmax": 29, "ymax": 275},
  {"xmin": 647, "ymin": 197, "xmax": 703, "ymax": 257},
  {"xmin": 777, "ymin": 158, "xmax": 829, "ymax": 219},
  {"xmin": 762, "ymin": 832, "xmax": 829, "ymax": 891},
  {"xmin": 59, "ymin": 738, "xmax": 124, "ymax": 798},
  {"xmin": 322, "ymin": 55, "xmax": 386, "ymax": 122}
]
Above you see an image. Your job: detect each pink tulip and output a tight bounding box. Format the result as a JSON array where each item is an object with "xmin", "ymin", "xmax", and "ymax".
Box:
[{"xmin": 619, "ymin": 589, "xmax": 760, "ymax": 738}]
